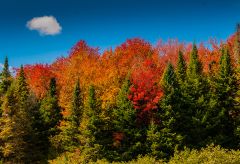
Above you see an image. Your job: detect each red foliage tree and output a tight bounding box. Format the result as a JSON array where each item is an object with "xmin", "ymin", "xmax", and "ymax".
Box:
[
  {"xmin": 128, "ymin": 59, "xmax": 163, "ymax": 124},
  {"xmin": 23, "ymin": 64, "xmax": 54, "ymax": 98}
]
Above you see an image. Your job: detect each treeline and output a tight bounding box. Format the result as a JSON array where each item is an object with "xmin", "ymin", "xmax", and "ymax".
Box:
[
  {"xmin": 0, "ymin": 43, "xmax": 239, "ymax": 163},
  {"xmin": 0, "ymin": 30, "xmax": 240, "ymax": 163}
]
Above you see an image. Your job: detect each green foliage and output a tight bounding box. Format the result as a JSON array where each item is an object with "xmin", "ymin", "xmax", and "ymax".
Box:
[
  {"xmin": 168, "ymin": 145, "xmax": 240, "ymax": 164},
  {"xmin": 176, "ymin": 50, "xmax": 186, "ymax": 82},
  {"xmin": 50, "ymin": 78, "xmax": 57, "ymax": 97},
  {"xmin": 71, "ymin": 79, "xmax": 83, "ymax": 127},
  {"xmin": 187, "ymin": 43, "xmax": 202, "ymax": 78},
  {"xmin": 51, "ymin": 80, "xmax": 83, "ymax": 154},
  {"xmin": 50, "ymin": 145, "xmax": 240, "ymax": 164},
  {"xmin": 112, "ymin": 156, "xmax": 164, "ymax": 164},
  {"xmin": 0, "ymin": 57, "xmax": 12, "ymax": 94},
  {"xmin": 80, "ymin": 85, "xmax": 105, "ymax": 162},
  {"xmin": 16, "ymin": 66, "xmax": 29, "ymax": 103},
  {"xmin": 0, "ymin": 67, "xmax": 39, "ymax": 163},
  {"xmin": 151, "ymin": 63, "xmax": 183, "ymax": 159},
  {"xmin": 183, "ymin": 44, "xmax": 212, "ymax": 148},
  {"xmin": 209, "ymin": 46, "xmax": 238, "ymax": 147},
  {"xmin": 39, "ymin": 77, "xmax": 62, "ymax": 159},
  {"xmin": 40, "ymin": 78, "xmax": 62, "ymax": 136},
  {"xmin": 113, "ymin": 76, "xmax": 146, "ymax": 161},
  {"xmin": 1, "ymin": 42, "xmax": 240, "ymax": 163}
]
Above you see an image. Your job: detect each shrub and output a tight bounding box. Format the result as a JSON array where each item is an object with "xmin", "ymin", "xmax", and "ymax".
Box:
[{"xmin": 169, "ymin": 144, "xmax": 240, "ymax": 164}]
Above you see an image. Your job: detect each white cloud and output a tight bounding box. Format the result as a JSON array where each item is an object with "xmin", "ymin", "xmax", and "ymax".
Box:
[{"xmin": 26, "ymin": 16, "xmax": 62, "ymax": 36}]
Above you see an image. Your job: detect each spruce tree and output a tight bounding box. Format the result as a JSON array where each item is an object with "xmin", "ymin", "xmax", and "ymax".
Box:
[
  {"xmin": 212, "ymin": 46, "xmax": 238, "ymax": 147},
  {"xmin": 0, "ymin": 57, "xmax": 12, "ymax": 115},
  {"xmin": 0, "ymin": 57, "xmax": 12, "ymax": 94},
  {"xmin": 148, "ymin": 63, "xmax": 183, "ymax": 159},
  {"xmin": 80, "ymin": 85, "xmax": 103, "ymax": 162},
  {"xmin": 187, "ymin": 44, "xmax": 202, "ymax": 78},
  {"xmin": 80, "ymin": 84, "xmax": 114, "ymax": 162},
  {"xmin": 70, "ymin": 79, "xmax": 83, "ymax": 127},
  {"xmin": 51, "ymin": 79, "xmax": 83, "ymax": 153},
  {"xmin": 39, "ymin": 77, "xmax": 62, "ymax": 158},
  {"xmin": 233, "ymin": 25, "xmax": 240, "ymax": 148},
  {"xmin": 0, "ymin": 66, "xmax": 35, "ymax": 163},
  {"xmin": 113, "ymin": 76, "xmax": 145, "ymax": 161},
  {"xmin": 176, "ymin": 50, "xmax": 186, "ymax": 82},
  {"xmin": 184, "ymin": 44, "xmax": 210, "ymax": 148},
  {"xmin": 40, "ymin": 78, "xmax": 62, "ymax": 136}
]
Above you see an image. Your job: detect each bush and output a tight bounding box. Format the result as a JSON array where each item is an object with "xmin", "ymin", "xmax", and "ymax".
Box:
[
  {"xmin": 50, "ymin": 145, "xmax": 240, "ymax": 164},
  {"xmin": 169, "ymin": 144, "xmax": 240, "ymax": 164},
  {"xmin": 115, "ymin": 156, "xmax": 163, "ymax": 164}
]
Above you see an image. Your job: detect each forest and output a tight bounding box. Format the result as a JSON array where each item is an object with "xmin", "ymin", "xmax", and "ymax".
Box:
[{"xmin": 0, "ymin": 27, "xmax": 240, "ymax": 163}]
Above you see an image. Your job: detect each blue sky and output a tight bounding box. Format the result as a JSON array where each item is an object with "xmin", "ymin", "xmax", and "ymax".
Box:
[{"xmin": 0, "ymin": 0, "xmax": 240, "ymax": 67}]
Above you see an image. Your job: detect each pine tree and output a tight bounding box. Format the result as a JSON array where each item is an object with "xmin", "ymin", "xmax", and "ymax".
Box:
[
  {"xmin": 39, "ymin": 77, "xmax": 62, "ymax": 158},
  {"xmin": 0, "ymin": 66, "xmax": 35, "ymax": 163},
  {"xmin": 212, "ymin": 46, "xmax": 238, "ymax": 147},
  {"xmin": 148, "ymin": 63, "xmax": 183, "ymax": 159},
  {"xmin": 49, "ymin": 78, "xmax": 57, "ymax": 97},
  {"xmin": 80, "ymin": 85, "xmax": 103, "ymax": 162},
  {"xmin": 0, "ymin": 57, "xmax": 12, "ymax": 115},
  {"xmin": 233, "ymin": 25, "xmax": 240, "ymax": 148},
  {"xmin": 40, "ymin": 78, "xmax": 62, "ymax": 136},
  {"xmin": 113, "ymin": 76, "xmax": 145, "ymax": 161},
  {"xmin": 187, "ymin": 44, "xmax": 202, "ymax": 78},
  {"xmin": 176, "ymin": 50, "xmax": 186, "ymax": 82},
  {"xmin": 51, "ymin": 79, "xmax": 83, "ymax": 153},
  {"xmin": 184, "ymin": 44, "xmax": 210, "ymax": 148},
  {"xmin": 70, "ymin": 79, "xmax": 83, "ymax": 127},
  {"xmin": 0, "ymin": 57, "xmax": 12, "ymax": 94}
]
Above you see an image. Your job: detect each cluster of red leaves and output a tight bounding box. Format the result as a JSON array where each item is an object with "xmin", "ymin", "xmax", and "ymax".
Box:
[
  {"xmin": 23, "ymin": 64, "xmax": 54, "ymax": 98},
  {"xmin": 128, "ymin": 59, "xmax": 163, "ymax": 124}
]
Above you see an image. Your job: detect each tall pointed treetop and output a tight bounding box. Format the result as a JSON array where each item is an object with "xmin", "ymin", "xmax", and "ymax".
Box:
[
  {"xmin": 176, "ymin": 50, "xmax": 186, "ymax": 81},
  {"xmin": 49, "ymin": 78, "xmax": 57, "ymax": 97},
  {"xmin": 220, "ymin": 46, "xmax": 232, "ymax": 78},
  {"xmin": 187, "ymin": 43, "xmax": 202, "ymax": 78},
  {"xmin": 71, "ymin": 79, "xmax": 83, "ymax": 126},
  {"xmin": 16, "ymin": 65, "xmax": 29, "ymax": 97},
  {"xmin": 2, "ymin": 56, "xmax": 11, "ymax": 78},
  {"xmin": 0, "ymin": 56, "xmax": 12, "ymax": 93},
  {"xmin": 161, "ymin": 63, "xmax": 177, "ymax": 89},
  {"xmin": 88, "ymin": 84, "xmax": 97, "ymax": 111}
]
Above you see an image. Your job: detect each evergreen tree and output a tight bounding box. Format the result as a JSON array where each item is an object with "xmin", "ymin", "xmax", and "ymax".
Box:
[
  {"xmin": 80, "ymin": 85, "xmax": 103, "ymax": 162},
  {"xmin": 211, "ymin": 46, "xmax": 238, "ymax": 147},
  {"xmin": 147, "ymin": 63, "xmax": 183, "ymax": 159},
  {"xmin": 80, "ymin": 85, "xmax": 114, "ymax": 162},
  {"xmin": 184, "ymin": 44, "xmax": 210, "ymax": 148},
  {"xmin": 187, "ymin": 44, "xmax": 202, "ymax": 78},
  {"xmin": 40, "ymin": 78, "xmax": 62, "ymax": 136},
  {"xmin": 39, "ymin": 77, "xmax": 62, "ymax": 158},
  {"xmin": 0, "ymin": 57, "xmax": 12, "ymax": 115},
  {"xmin": 0, "ymin": 66, "xmax": 35, "ymax": 163},
  {"xmin": 0, "ymin": 57, "xmax": 12, "ymax": 94},
  {"xmin": 51, "ymin": 79, "xmax": 83, "ymax": 153},
  {"xmin": 176, "ymin": 50, "xmax": 186, "ymax": 82},
  {"xmin": 70, "ymin": 79, "xmax": 83, "ymax": 127},
  {"xmin": 113, "ymin": 76, "xmax": 145, "ymax": 161},
  {"xmin": 49, "ymin": 78, "xmax": 57, "ymax": 97},
  {"xmin": 233, "ymin": 24, "xmax": 240, "ymax": 148}
]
